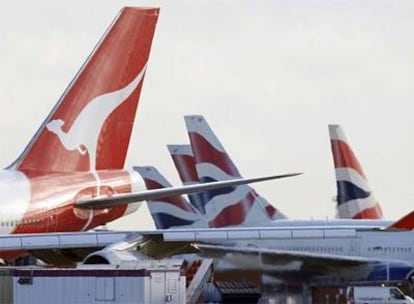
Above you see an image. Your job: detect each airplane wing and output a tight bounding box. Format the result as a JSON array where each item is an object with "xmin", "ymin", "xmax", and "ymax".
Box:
[
  {"xmin": 194, "ymin": 243, "xmax": 381, "ymax": 274},
  {"xmin": 0, "ymin": 230, "xmax": 134, "ymax": 265},
  {"xmin": 76, "ymin": 173, "xmax": 301, "ymax": 209},
  {"xmin": 0, "ymin": 224, "xmax": 384, "ymax": 269},
  {"xmin": 0, "ymin": 230, "xmax": 194, "ymax": 265}
]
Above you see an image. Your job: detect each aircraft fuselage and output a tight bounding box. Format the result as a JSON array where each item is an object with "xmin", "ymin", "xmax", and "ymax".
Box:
[{"xmin": 0, "ymin": 169, "xmax": 142, "ymax": 259}]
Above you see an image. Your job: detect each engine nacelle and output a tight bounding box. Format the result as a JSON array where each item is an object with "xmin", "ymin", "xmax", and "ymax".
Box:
[
  {"xmin": 82, "ymin": 232, "xmax": 150, "ymax": 268},
  {"xmin": 82, "ymin": 249, "xmax": 149, "ymax": 268},
  {"xmin": 368, "ymin": 263, "xmax": 414, "ymax": 282}
]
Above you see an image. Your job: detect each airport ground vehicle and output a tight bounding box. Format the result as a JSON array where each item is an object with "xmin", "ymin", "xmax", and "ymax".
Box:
[{"xmin": 346, "ymin": 286, "xmax": 414, "ymax": 304}]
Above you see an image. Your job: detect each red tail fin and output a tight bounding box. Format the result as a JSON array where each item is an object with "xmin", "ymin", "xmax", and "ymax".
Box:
[
  {"xmin": 329, "ymin": 124, "xmax": 383, "ymax": 219},
  {"xmin": 13, "ymin": 7, "xmax": 159, "ymax": 173},
  {"xmin": 386, "ymin": 211, "xmax": 414, "ymax": 230}
]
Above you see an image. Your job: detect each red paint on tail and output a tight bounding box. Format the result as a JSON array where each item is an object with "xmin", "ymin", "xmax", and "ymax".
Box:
[
  {"xmin": 352, "ymin": 204, "xmax": 383, "ymax": 220},
  {"xmin": 386, "ymin": 211, "xmax": 414, "ymax": 230},
  {"xmin": 330, "ymin": 140, "xmax": 366, "ymax": 178},
  {"xmin": 16, "ymin": 8, "xmax": 159, "ymax": 173}
]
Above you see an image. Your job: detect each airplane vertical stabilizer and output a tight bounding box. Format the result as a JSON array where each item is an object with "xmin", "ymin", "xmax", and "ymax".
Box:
[
  {"xmin": 167, "ymin": 144, "xmax": 206, "ymax": 214},
  {"xmin": 12, "ymin": 7, "xmax": 159, "ymax": 174},
  {"xmin": 329, "ymin": 124, "xmax": 383, "ymax": 219},
  {"xmin": 185, "ymin": 115, "xmax": 286, "ymax": 228},
  {"xmin": 134, "ymin": 166, "xmax": 207, "ymax": 229}
]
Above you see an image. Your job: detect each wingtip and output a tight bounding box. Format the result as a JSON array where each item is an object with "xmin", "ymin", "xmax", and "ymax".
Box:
[{"xmin": 282, "ymin": 172, "xmax": 304, "ymax": 178}]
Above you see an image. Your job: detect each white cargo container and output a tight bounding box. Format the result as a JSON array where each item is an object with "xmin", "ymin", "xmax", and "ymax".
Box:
[{"xmin": 1, "ymin": 259, "xmax": 186, "ymax": 304}]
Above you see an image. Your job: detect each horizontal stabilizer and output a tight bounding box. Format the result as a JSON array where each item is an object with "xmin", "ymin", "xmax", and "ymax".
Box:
[{"xmin": 76, "ymin": 173, "xmax": 302, "ymax": 209}]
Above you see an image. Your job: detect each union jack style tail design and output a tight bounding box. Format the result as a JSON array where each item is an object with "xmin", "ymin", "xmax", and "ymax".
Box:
[
  {"xmin": 134, "ymin": 166, "xmax": 207, "ymax": 229},
  {"xmin": 167, "ymin": 144, "xmax": 206, "ymax": 214},
  {"xmin": 329, "ymin": 124, "xmax": 383, "ymax": 219},
  {"xmin": 12, "ymin": 8, "xmax": 159, "ymax": 174},
  {"xmin": 185, "ymin": 115, "xmax": 286, "ymax": 228}
]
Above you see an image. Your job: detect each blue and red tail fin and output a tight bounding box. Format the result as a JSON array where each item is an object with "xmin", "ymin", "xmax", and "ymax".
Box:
[
  {"xmin": 134, "ymin": 166, "xmax": 207, "ymax": 229},
  {"xmin": 12, "ymin": 8, "xmax": 159, "ymax": 175},
  {"xmin": 167, "ymin": 144, "xmax": 206, "ymax": 214},
  {"xmin": 185, "ymin": 115, "xmax": 286, "ymax": 228},
  {"xmin": 329, "ymin": 124, "xmax": 383, "ymax": 219}
]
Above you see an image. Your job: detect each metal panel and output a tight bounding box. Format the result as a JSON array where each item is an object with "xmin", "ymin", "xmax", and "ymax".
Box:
[
  {"xmin": 150, "ymin": 272, "xmax": 166, "ymax": 303},
  {"xmin": 259, "ymin": 229, "xmax": 292, "ymax": 239},
  {"xmin": 166, "ymin": 271, "xmax": 182, "ymax": 304},
  {"xmin": 95, "ymin": 277, "xmax": 115, "ymax": 301},
  {"xmin": 0, "ymin": 236, "xmax": 22, "ymax": 250},
  {"xmin": 324, "ymin": 229, "xmax": 356, "ymax": 238},
  {"xmin": 292, "ymin": 229, "xmax": 324, "ymax": 238},
  {"xmin": 96, "ymin": 232, "xmax": 128, "ymax": 245},
  {"xmin": 64, "ymin": 276, "xmax": 93, "ymax": 303},
  {"xmin": 163, "ymin": 231, "xmax": 196, "ymax": 241},
  {"xmin": 195, "ymin": 231, "xmax": 228, "ymax": 240},
  {"xmin": 13, "ymin": 270, "xmax": 158, "ymax": 304},
  {"xmin": 59, "ymin": 233, "xmax": 98, "ymax": 247},
  {"xmin": 115, "ymin": 277, "xmax": 147, "ymax": 303},
  {"xmin": 20, "ymin": 235, "xmax": 60, "ymax": 249},
  {"xmin": 227, "ymin": 230, "xmax": 260, "ymax": 239},
  {"xmin": 0, "ymin": 270, "xmax": 12, "ymax": 304},
  {"xmin": 0, "ymin": 231, "xmax": 134, "ymax": 251}
]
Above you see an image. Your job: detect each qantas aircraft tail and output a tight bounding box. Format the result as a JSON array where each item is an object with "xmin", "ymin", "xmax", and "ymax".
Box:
[
  {"xmin": 329, "ymin": 124, "xmax": 383, "ymax": 219},
  {"xmin": 185, "ymin": 115, "xmax": 286, "ymax": 228},
  {"xmin": 134, "ymin": 166, "xmax": 207, "ymax": 229},
  {"xmin": 11, "ymin": 7, "xmax": 159, "ymax": 174}
]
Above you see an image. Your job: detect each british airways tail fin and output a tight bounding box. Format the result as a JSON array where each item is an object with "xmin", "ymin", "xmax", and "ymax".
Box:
[
  {"xmin": 386, "ymin": 210, "xmax": 414, "ymax": 230},
  {"xmin": 329, "ymin": 124, "xmax": 383, "ymax": 219},
  {"xmin": 167, "ymin": 144, "xmax": 206, "ymax": 214},
  {"xmin": 12, "ymin": 7, "xmax": 159, "ymax": 174},
  {"xmin": 185, "ymin": 115, "xmax": 286, "ymax": 228},
  {"xmin": 134, "ymin": 166, "xmax": 207, "ymax": 229}
]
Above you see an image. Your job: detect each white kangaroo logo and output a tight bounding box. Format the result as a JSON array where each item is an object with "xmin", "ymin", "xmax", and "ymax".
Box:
[{"xmin": 46, "ymin": 63, "xmax": 147, "ymax": 171}]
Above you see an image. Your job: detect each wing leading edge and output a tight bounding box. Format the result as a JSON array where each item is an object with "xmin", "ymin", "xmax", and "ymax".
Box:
[
  {"xmin": 76, "ymin": 173, "xmax": 302, "ymax": 209},
  {"xmin": 0, "ymin": 225, "xmax": 389, "ymax": 271}
]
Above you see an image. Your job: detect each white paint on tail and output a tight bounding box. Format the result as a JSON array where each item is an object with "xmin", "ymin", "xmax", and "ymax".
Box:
[{"xmin": 46, "ymin": 64, "xmax": 147, "ymax": 170}]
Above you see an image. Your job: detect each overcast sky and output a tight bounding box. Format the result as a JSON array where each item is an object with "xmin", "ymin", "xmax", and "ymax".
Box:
[{"xmin": 1, "ymin": 1, "xmax": 414, "ymax": 230}]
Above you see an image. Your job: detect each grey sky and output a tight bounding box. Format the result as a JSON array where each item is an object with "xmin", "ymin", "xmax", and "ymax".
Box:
[{"xmin": 1, "ymin": 1, "xmax": 414, "ymax": 230}]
